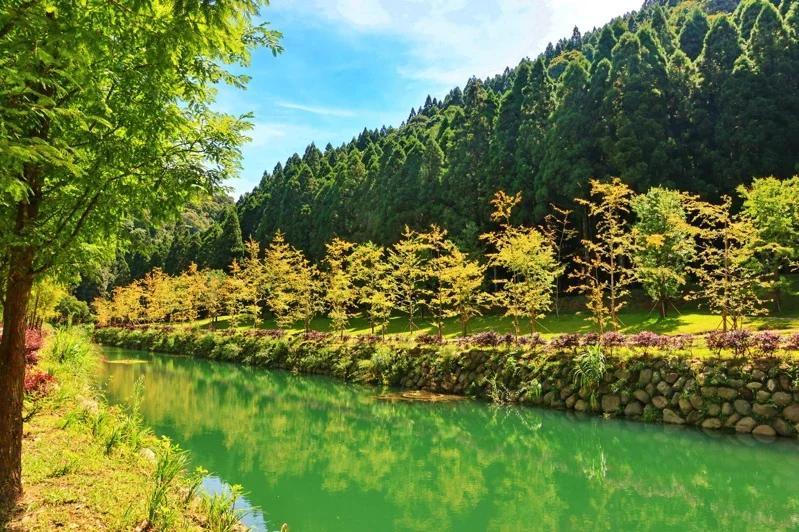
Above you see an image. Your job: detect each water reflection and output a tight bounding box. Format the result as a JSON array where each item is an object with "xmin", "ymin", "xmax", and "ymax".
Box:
[{"xmin": 98, "ymin": 347, "xmax": 799, "ymax": 531}]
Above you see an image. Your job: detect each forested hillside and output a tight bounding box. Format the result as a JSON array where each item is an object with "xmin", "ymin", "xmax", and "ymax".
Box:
[{"xmin": 106, "ymin": 0, "xmax": 799, "ymax": 289}]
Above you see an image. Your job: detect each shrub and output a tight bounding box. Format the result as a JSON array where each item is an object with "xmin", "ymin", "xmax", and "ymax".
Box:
[
  {"xmin": 784, "ymin": 333, "xmax": 799, "ymax": 352},
  {"xmin": 580, "ymin": 333, "xmax": 600, "ymax": 347},
  {"xmin": 517, "ymin": 333, "xmax": 547, "ymax": 349},
  {"xmin": 215, "ymin": 343, "xmax": 242, "ymax": 361},
  {"xmin": 753, "ymin": 331, "xmax": 781, "ymax": 357},
  {"xmin": 600, "ymin": 331, "xmax": 625, "ymax": 349},
  {"xmin": 415, "ymin": 333, "xmax": 443, "ymax": 345},
  {"xmin": 467, "ymin": 331, "xmax": 503, "ymax": 347},
  {"xmin": 627, "ymin": 331, "xmax": 667, "ymax": 354},
  {"xmin": 668, "ymin": 334, "xmax": 694, "ymax": 351},
  {"xmin": 24, "ymin": 369, "xmax": 55, "ymax": 395},
  {"xmin": 550, "ymin": 333, "xmax": 580, "ymax": 352},
  {"xmin": 302, "ymin": 331, "xmax": 331, "ymax": 342},
  {"xmin": 725, "ymin": 329, "xmax": 753, "ymax": 358}
]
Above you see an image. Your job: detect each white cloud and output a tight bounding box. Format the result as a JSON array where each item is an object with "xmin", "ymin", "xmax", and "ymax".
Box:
[
  {"xmin": 277, "ymin": 101, "xmax": 356, "ymax": 117},
  {"xmin": 247, "ymin": 122, "xmax": 288, "ymax": 148},
  {"xmin": 293, "ymin": 0, "xmax": 642, "ymax": 88}
]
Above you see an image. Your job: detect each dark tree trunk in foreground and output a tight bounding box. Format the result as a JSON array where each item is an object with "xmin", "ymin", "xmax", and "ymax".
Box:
[{"xmin": 0, "ymin": 249, "xmax": 33, "ymax": 504}]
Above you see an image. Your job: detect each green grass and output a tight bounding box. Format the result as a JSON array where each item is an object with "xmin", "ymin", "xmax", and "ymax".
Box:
[
  {"xmin": 192, "ymin": 308, "xmax": 799, "ymax": 339},
  {"xmin": 1, "ymin": 328, "xmax": 241, "ymax": 531}
]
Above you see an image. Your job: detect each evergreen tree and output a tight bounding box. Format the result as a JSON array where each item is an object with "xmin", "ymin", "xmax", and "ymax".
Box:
[
  {"xmin": 515, "ymin": 59, "xmax": 555, "ymax": 218},
  {"xmin": 539, "ymin": 56, "xmax": 594, "ymax": 205},
  {"xmin": 679, "ymin": 8, "xmax": 711, "ymax": 60}
]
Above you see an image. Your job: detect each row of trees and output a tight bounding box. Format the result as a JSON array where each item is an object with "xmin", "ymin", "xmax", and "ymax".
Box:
[
  {"xmin": 233, "ymin": 0, "xmax": 799, "ymax": 264},
  {"xmin": 98, "ymin": 176, "xmax": 799, "ymax": 336}
]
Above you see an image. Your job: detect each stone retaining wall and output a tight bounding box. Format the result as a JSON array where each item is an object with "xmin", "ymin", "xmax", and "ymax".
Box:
[{"xmin": 94, "ymin": 327, "xmax": 799, "ymax": 439}]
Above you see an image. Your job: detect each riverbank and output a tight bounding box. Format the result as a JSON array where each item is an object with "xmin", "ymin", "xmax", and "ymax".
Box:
[
  {"xmin": 94, "ymin": 326, "xmax": 799, "ymax": 439},
  {"xmin": 1, "ymin": 328, "xmax": 246, "ymax": 531}
]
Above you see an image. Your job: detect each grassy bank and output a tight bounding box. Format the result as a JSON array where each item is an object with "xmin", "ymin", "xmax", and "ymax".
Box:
[{"xmin": 1, "ymin": 328, "xmax": 249, "ymax": 531}]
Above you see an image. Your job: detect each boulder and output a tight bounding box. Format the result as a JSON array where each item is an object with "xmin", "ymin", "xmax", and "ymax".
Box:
[
  {"xmin": 756, "ymin": 390, "xmax": 771, "ymax": 403},
  {"xmin": 663, "ymin": 409, "xmax": 685, "ymax": 425},
  {"xmin": 717, "ymin": 387, "xmax": 738, "ymax": 401},
  {"xmin": 624, "ymin": 401, "xmax": 643, "ymax": 417},
  {"xmin": 721, "ymin": 402, "xmax": 733, "ymax": 416},
  {"xmin": 752, "ymin": 403, "xmax": 778, "ymax": 419},
  {"xmin": 689, "ymin": 394, "xmax": 704, "ymax": 410},
  {"xmin": 701, "ymin": 418, "xmax": 722, "ymax": 430},
  {"xmin": 724, "ymin": 413, "xmax": 741, "ymax": 427},
  {"xmin": 565, "ymin": 394, "xmax": 578, "ymax": 409},
  {"xmin": 601, "ymin": 395, "xmax": 621, "ymax": 414},
  {"xmin": 782, "ymin": 405, "xmax": 799, "ymax": 423},
  {"xmin": 633, "ymin": 389, "xmax": 650, "ymax": 403},
  {"xmin": 746, "ymin": 382, "xmax": 763, "ymax": 391},
  {"xmin": 664, "ymin": 372, "xmax": 679, "ymax": 384},
  {"xmin": 772, "ymin": 418, "xmax": 794, "ymax": 437},
  {"xmin": 652, "ymin": 396, "xmax": 668, "ymax": 409},
  {"xmin": 752, "ymin": 369, "xmax": 766, "ymax": 381},
  {"xmin": 656, "ymin": 381, "xmax": 673, "ymax": 397},
  {"xmin": 734, "ymin": 399, "xmax": 752, "ymax": 416},
  {"xmin": 752, "ymin": 425, "xmax": 776, "ymax": 438},
  {"xmin": 779, "ymin": 374, "xmax": 791, "ymax": 392},
  {"xmin": 701, "ymin": 386, "xmax": 718, "ymax": 398},
  {"xmin": 638, "ymin": 368, "xmax": 653, "ymax": 385},
  {"xmin": 772, "ymin": 392, "xmax": 792, "ymax": 407},
  {"xmin": 679, "ymin": 397, "xmax": 693, "ymax": 414},
  {"xmin": 574, "ymin": 399, "xmax": 590, "ymax": 412},
  {"xmin": 766, "ymin": 379, "xmax": 778, "ymax": 393},
  {"xmin": 707, "ymin": 404, "xmax": 721, "ymax": 417},
  {"xmin": 735, "ymin": 417, "xmax": 757, "ymax": 434}
]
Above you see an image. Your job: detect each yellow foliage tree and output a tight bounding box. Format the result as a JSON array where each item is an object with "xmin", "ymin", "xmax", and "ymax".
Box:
[
  {"xmin": 570, "ymin": 178, "xmax": 634, "ymax": 332},
  {"xmin": 482, "ymin": 192, "xmax": 560, "ymax": 336},
  {"xmin": 324, "ymin": 238, "xmax": 357, "ymax": 339},
  {"xmin": 388, "ymin": 227, "xmax": 430, "ymax": 335},
  {"xmin": 350, "ymin": 242, "xmax": 393, "ymax": 336}
]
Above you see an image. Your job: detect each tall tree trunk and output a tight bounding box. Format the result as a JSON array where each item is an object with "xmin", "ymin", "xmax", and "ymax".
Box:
[{"xmin": 0, "ymin": 250, "xmax": 34, "ymax": 504}]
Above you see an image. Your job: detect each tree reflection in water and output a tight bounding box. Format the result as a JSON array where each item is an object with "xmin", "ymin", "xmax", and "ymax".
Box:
[{"xmin": 99, "ymin": 347, "xmax": 799, "ymax": 532}]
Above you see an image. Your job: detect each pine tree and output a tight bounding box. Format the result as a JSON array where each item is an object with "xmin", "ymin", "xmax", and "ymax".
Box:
[
  {"xmin": 490, "ymin": 60, "xmax": 531, "ymax": 193},
  {"xmin": 515, "ymin": 58, "xmax": 554, "ymax": 218},
  {"xmin": 539, "ymin": 56, "xmax": 594, "ymax": 206},
  {"xmin": 679, "ymin": 8, "xmax": 711, "ymax": 60},
  {"xmin": 604, "ymin": 29, "xmax": 673, "ymax": 190}
]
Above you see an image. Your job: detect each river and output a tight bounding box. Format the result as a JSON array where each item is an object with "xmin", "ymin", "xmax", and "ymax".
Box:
[{"xmin": 98, "ymin": 346, "xmax": 799, "ymax": 531}]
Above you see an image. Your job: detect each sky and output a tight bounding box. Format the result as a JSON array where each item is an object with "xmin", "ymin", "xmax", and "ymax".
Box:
[{"xmin": 220, "ymin": 0, "xmax": 643, "ymax": 198}]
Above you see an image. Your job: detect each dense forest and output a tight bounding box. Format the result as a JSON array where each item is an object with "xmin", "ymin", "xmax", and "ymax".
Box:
[{"xmin": 86, "ymin": 0, "xmax": 799, "ymax": 298}]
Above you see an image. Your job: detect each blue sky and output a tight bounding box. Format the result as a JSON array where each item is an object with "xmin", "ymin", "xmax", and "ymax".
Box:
[{"xmin": 220, "ymin": 0, "xmax": 643, "ymax": 197}]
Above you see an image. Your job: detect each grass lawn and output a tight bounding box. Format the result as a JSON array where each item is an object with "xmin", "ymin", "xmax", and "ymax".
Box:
[
  {"xmin": 1, "ymin": 329, "xmax": 216, "ymax": 531},
  {"xmin": 191, "ymin": 308, "xmax": 799, "ymax": 340}
]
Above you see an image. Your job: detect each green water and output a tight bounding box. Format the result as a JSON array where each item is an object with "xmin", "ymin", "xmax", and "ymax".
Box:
[{"xmin": 98, "ymin": 347, "xmax": 799, "ymax": 531}]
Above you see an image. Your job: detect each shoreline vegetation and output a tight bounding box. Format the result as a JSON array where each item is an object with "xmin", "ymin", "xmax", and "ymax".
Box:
[
  {"xmin": 94, "ymin": 325, "xmax": 799, "ymax": 439},
  {"xmin": 0, "ymin": 327, "xmax": 254, "ymax": 532}
]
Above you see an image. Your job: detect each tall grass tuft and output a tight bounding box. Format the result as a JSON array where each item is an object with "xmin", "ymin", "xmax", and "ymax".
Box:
[
  {"xmin": 146, "ymin": 439, "xmax": 189, "ymax": 530},
  {"xmin": 46, "ymin": 326, "xmax": 95, "ymax": 378},
  {"xmin": 572, "ymin": 345, "xmax": 607, "ymax": 391},
  {"xmin": 200, "ymin": 484, "xmax": 256, "ymax": 532}
]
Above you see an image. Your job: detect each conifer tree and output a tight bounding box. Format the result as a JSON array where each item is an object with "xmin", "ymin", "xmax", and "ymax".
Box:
[{"xmin": 679, "ymin": 8, "xmax": 711, "ymax": 60}]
